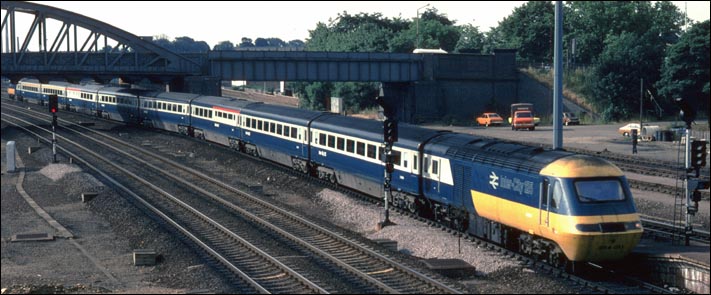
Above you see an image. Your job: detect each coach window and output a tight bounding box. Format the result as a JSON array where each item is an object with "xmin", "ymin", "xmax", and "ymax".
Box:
[
  {"xmin": 246, "ymin": 118, "xmax": 251, "ymax": 127},
  {"xmin": 269, "ymin": 122, "xmax": 275, "ymax": 133},
  {"xmin": 367, "ymin": 144, "xmax": 376, "ymax": 159},
  {"xmin": 257, "ymin": 120, "xmax": 263, "ymax": 130},
  {"xmin": 346, "ymin": 139, "xmax": 355, "ymax": 153},
  {"xmin": 318, "ymin": 133, "xmax": 325, "ymax": 145},
  {"xmin": 392, "ymin": 150, "xmax": 402, "ymax": 166},
  {"xmin": 356, "ymin": 142, "xmax": 365, "ymax": 156},
  {"xmin": 291, "ymin": 127, "xmax": 298, "ymax": 139},
  {"xmin": 283, "ymin": 125, "xmax": 290, "ymax": 137},
  {"xmin": 277, "ymin": 124, "xmax": 283, "ymax": 135},
  {"xmin": 328, "ymin": 135, "xmax": 336, "ymax": 148},
  {"xmin": 413, "ymin": 155, "xmax": 418, "ymax": 170},
  {"xmin": 337, "ymin": 138, "xmax": 344, "ymax": 150},
  {"xmin": 432, "ymin": 160, "xmax": 439, "ymax": 175}
]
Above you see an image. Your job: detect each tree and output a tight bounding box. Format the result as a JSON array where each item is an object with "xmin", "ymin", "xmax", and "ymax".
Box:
[
  {"xmin": 455, "ymin": 24, "xmax": 485, "ymax": 53},
  {"xmin": 495, "ymin": 1, "xmax": 554, "ymax": 64},
  {"xmin": 565, "ymin": 1, "xmax": 684, "ymax": 65},
  {"xmin": 213, "ymin": 40, "xmax": 235, "ymax": 51},
  {"xmin": 656, "ymin": 20, "xmax": 710, "ymax": 118},
  {"xmin": 592, "ymin": 32, "xmax": 665, "ymax": 121},
  {"xmin": 287, "ymin": 39, "xmax": 305, "ymax": 48},
  {"xmin": 238, "ymin": 37, "xmax": 254, "ymax": 48}
]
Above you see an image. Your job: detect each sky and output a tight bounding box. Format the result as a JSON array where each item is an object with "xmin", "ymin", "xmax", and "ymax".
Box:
[{"xmin": 11, "ymin": 1, "xmax": 711, "ymax": 49}]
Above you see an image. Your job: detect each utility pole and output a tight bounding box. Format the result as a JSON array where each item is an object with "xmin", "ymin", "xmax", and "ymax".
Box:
[{"xmin": 553, "ymin": 1, "xmax": 563, "ymax": 150}]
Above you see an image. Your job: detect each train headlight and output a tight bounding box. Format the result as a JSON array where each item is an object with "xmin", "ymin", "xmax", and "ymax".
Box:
[
  {"xmin": 575, "ymin": 224, "xmax": 601, "ymax": 232},
  {"xmin": 624, "ymin": 221, "xmax": 642, "ymax": 230}
]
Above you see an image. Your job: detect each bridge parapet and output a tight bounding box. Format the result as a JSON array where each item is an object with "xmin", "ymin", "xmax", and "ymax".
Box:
[{"xmin": 209, "ymin": 50, "xmax": 423, "ymax": 82}]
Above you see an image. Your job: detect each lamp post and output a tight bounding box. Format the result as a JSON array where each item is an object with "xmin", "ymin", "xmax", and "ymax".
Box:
[{"xmin": 416, "ymin": 3, "xmax": 430, "ymax": 48}]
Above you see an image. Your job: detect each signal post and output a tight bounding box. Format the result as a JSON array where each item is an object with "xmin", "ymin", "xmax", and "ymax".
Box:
[
  {"xmin": 49, "ymin": 94, "xmax": 58, "ymax": 163},
  {"xmin": 675, "ymin": 97, "xmax": 709, "ymax": 245},
  {"xmin": 376, "ymin": 95, "xmax": 397, "ymax": 229}
]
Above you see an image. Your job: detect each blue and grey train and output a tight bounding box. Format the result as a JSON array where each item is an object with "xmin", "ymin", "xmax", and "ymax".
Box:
[{"xmin": 10, "ymin": 79, "xmax": 643, "ymax": 265}]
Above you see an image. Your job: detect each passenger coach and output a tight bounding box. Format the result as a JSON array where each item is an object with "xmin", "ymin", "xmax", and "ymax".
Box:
[
  {"xmin": 240, "ymin": 103, "xmax": 323, "ymax": 172},
  {"xmin": 140, "ymin": 92, "xmax": 196, "ymax": 134},
  {"xmin": 190, "ymin": 96, "xmax": 255, "ymax": 147}
]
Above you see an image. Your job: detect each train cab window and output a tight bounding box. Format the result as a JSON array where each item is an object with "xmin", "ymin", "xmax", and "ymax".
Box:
[
  {"xmin": 574, "ymin": 179, "xmax": 625, "ymax": 202},
  {"xmin": 367, "ymin": 144, "xmax": 376, "ymax": 159},
  {"xmin": 318, "ymin": 133, "xmax": 326, "ymax": 145},
  {"xmin": 356, "ymin": 142, "xmax": 365, "ymax": 156},
  {"xmin": 550, "ymin": 180, "xmax": 563, "ymax": 209},
  {"xmin": 541, "ymin": 178, "xmax": 549, "ymax": 207},
  {"xmin": 328, "ymin": 135, "xmax": 336, "ymax": 148},
  {"xmin": 337, "ymin": 138, "xmax": 344, "ymax": 150},
  {"xmin": 346, "ymin": 139, "xmax": 355, "ymax": 153}
]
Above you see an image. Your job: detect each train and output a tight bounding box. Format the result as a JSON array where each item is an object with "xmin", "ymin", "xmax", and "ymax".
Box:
[{"xmin": 10, "ymin": 78, "xmax": 644, "ymax": 266}]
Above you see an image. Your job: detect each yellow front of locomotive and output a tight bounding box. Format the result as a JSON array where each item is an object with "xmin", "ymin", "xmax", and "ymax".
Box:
[{"xmin": 538, "ymin": 155, "xmax": 643, "ymax": 262}]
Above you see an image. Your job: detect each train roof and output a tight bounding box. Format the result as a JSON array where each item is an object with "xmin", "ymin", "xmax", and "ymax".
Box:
[
  {"xmin": 145, "ymin": 91, "xmax": 202, "ymax": 103},
  {"xmin": 242, "ymin": 103, "xmax": 324, "ymax": 126},
  {"xmin": 425, "ymin": 133, "xmax": 574, "ymax": 174},
  {"xmin": 99, "ymin": 86, "xmax": 148, "ymax": 96},
  {"xmin": 192, "ymin": 95, "xmax": 256, "ymax": 110},
  {"xmin": 312, "ymin": 114, "xmax": 445, "ymax": 150},
  {"xmin": 18, "ymin": 77, "xmax": 40, "ymax": 84},
  {"xmin": 47, "ymin": 81, "xmax": 72, "ymax": 86},
  {"xmin": 69, "ymin": 84, "xmax": 105, "ymax": 92}
]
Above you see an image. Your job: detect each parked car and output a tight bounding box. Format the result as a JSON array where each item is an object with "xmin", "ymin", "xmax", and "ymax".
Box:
[
  {"xmin": 618, "ymin": 123, "xmax": 660, "ymax": 138},
  {"xmin": 476, "ymin": 112, "xmax": 504, "ymax": 127},
  {"xmin": 562, "ymin": 112, "xmax": 580, "ymax": 125}
]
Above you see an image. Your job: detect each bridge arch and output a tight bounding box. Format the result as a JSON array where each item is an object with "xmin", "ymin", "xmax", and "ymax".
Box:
[{"xmin": 1, "ymin": 0, "xmax": 203, "ymax": 84}]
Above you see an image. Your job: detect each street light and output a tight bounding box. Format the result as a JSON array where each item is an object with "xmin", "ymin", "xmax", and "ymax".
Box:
[{"xmin": 416, "ymin": 3, "xmax": 430, "ymax": 48}]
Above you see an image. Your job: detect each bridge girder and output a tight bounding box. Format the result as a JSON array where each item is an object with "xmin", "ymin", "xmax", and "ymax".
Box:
[{"xmin": 1, "ymin": 1, "xmax": 204, "ymax": 83}]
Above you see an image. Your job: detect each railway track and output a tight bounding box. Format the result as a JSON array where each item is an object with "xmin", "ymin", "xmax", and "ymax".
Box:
[
  {"xmin": 641, "ymin": 215, "xmax": 710, "ymax": 245},
  {"xmin": 1, "ymin": 102, "xmax": 465, "ymax": 294}
]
